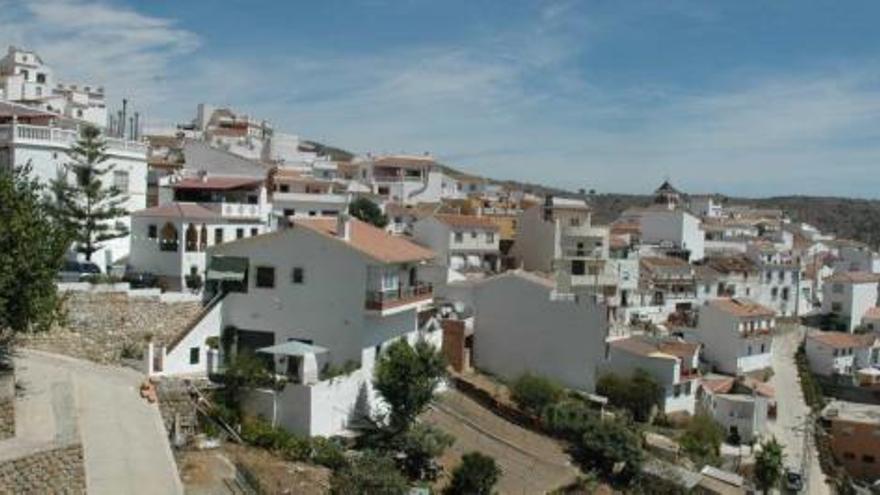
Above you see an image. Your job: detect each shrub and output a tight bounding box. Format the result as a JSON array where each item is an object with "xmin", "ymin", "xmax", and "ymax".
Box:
[
  {"xmin": 395, "ymin": 423, "xmax": 454, "ymax": 481},
  {"xmin": 310, "ymin": 437, "xmax": 348, "ymax": 470},
  {"xmin": 679, "ymin": 413, "xmax": 725, "ymax": 468},
  {"xmin": 596, "ymin": 369, "xmax": 663, "ymax": 422},
  {"xmin": 374, "ymin": 339, "xmax": 446, "ymax": 433},
  {"xmin": 572, "ymin": 416, "xmax": 643, "ymax": 484},
  {"xmin": 331, "ymin": 451, "xmax": 408, "ymax": 495},
  {"xmin": 444, "ymin": 452, "xmax": 501, "ymax": 495},
  {"xmin": 542, "ymin": 399, "xmax": 598, "ymax": 440},
  {"xmin": 510, "ymin": 373, "xmax": 565, "ymax": 416}
]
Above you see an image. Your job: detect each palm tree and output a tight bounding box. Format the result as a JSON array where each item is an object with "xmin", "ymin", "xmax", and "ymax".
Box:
[{"xmin": 755, "ymin": 437, "xmax": 785, "ymax": 494}]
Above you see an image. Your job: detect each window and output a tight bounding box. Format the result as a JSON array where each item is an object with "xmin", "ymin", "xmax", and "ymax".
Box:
[
  {"xmin": 454, "ymin": 232, "xmax": 464, "ymax": 243},
  {"xmin": 833, "ymin": 283, "xmax": 844, "ymax": 294},
  {"xmin": 189, "ymin": 347, "xmax": 200, "ymax": 365},
  {"xmin": 113, "ymin": 170, "xmax": 129, "ymax": 192},
  {"xmin": 236, "ymin": 228, "xmax": 244, "ymax": 239},
  {"xmin": 283, "ymin": 208, "xmax": 294, "ymax": 217},
  {"xmin": 214, "ymin": 228, "xmax": 223, "ymax": 245},
  {"xmin": 831, "ymin": 302, "xmax": 842, "ymax": 312},
  {"xmin": 36, "ymin": 73, "xmax": 46, "ymax": 83},
  {"xmin": 782, "ymin": 287, "xmax": 790, "ymax": 301},
  {"xmin": 471, "ymin": 231, "xmax": 478, "ymax": 239},
  {"xmin": 760, "ymin": 343, "xmax": 766, "ymax": 353},
  {"xmin": 569, "ymin": 217, "xmax": 580, "ymax": 227},
  {"xmin": 843, "ymin": 452, "xmax": 855, "ymax": 460},
  {"xmin": 487, "ymin": 232, "xmax": 495, "ymax": 243},
  {"xmin": 147, "ymin": 224, "xmax": 157, "ymax": 239},
  {"xmin": 322, "ymin": 210, "xmax": 338, "ymax": 216},
  {"xmin": 833, "ymin": 349, "xmax": 839, "ymax": 357},
  {"xmin": 250, "ymin": 228, "xmax": 258, "ymax": 237},
  {"xmin": 292, "ymin": 267, "xmax": 304, "ymax": 284},
  {"xmin": 255, "ymin": 266, "xmax": 275, "ymax": 288},
  {"xmin": 673, "ymin": 384, "xmax": 682, "ymax": 398},
  {"xmin": 279, "ymin": 184, "xmax": 290, "ymax": 193},
  {"xmin": 308, "ymin": 211, "xmax": 317, "ymax": 217},
  {"xmin": 863, "ymin": 455, "xmax": 876, "ymax": 464},
  {"xmin": 571, "ymin": 260, "xmax": 586, "ymax": 276},
  {"xmin": 684, "ymin": 382, "xmax": 692, "ymax": 395},
  {"xmin": 747, "ymin": 345, "xmax": 752, "ymax": 356},
  {"xmin": 771, "ymin": 287, "xmax": 778, "ymax": 300}
]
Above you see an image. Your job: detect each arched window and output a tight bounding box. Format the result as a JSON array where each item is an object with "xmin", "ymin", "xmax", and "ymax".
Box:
[
  {"xmin": 199, "ymin": 224, "xmax": 208, "ymax": 251},
  {"xmin": 185, "ymin": 224, "xmax": 198, "ymax": 252},
  {"xmin": 160, "ymin": 223, "xmax": 178, "ymax": 252}
]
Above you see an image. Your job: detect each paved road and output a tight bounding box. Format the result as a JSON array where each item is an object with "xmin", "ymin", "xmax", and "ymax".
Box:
[
  {"xmin": 767, "ymin": 329, "xmax": 829, "ymax": 495},
  {"xmin": 423, "ymin": 390, "xmax": 580, "ymax": 495},
  {"xmin": 17, "ymin": 350, "xmax": 183, "ymax": 495}
]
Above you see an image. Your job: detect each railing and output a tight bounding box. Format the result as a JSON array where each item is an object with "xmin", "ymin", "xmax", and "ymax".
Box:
[
  {"xmin": 365, "ymin": 283, "xmax": 433, "ymax": 311},
  {"xmin": 0, "ymin": 123, "xmax": 148, "ymax": 154},
  {"xmin": 272, "ymin": 192, "xmax": 348, "ymax": 204},
  {"xmin": 201, "ymin": 202, "xmax": 264, "ymax": 219}
]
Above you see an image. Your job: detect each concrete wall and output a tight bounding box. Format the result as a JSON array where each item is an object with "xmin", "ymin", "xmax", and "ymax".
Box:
[
  {"xmin": 696, "ymin": 305, "xmax": 773, "ymax": 375},
  {"xmin": 511, "ymin": 205, "xmax": 556, "ymax": 272},
  {"xmin": 604, "ymin": 346, "xmax": 696, "ymax": 414},
  {"xmin": 708, "ymin": 394, "xmax": 767, "ymax": 443},
  {"xmin": 640, "ymin": 210, "xmax": 704, "ymax": 262},
  {"xmin": 473, "ymin": 273, "xmax": 607, "ymax": 391},
  {"xmin": 159, "ymin": 297, "xmax": 224, "ymax": 376},
  {"xmin": 823, "ymin": 281, "xmax": 879, "ymax": 331}
]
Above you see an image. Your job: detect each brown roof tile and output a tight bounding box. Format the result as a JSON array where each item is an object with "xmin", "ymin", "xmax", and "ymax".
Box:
[
  {"xmin": 708, "ymin": 298, "xmax": 775, "ymax": 318},
  {"xmin": 808, "ymin": 331, "xmax": 872, "ymax": 349},
  {"xmin": 131, "ymin": 202, "xmax": 220, "ymax": 220},
  {"xmin": 172, "ymin": 176, "xmax": 263, "ymax": 190},
  {"xmin": 432, "ymin": 214, "xmax": 500, "ymax": 230},
  {"xmin": 296, "ymin": 217, "xmax": 435, "ymax": 264},
  {"xmin": 824, "ymin": 271, "xmax": 880, "ymax": 284}
]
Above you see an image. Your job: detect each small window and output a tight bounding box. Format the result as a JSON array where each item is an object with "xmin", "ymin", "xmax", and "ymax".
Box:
[
  {"xmin": 279, "ymin": 184, "xmax": 290, "ymax": 193},
  {"xmin": 454, "ymin": 232, "xmax": 464, "ymax": 243},
  {"xmin": 236, "ymin": 228, "xmax": 244, "ymax": 239},
  {"xmin": 113, "ymin": 170, "xmax": 129, "ymax": 192},
  {"xmin": 148, "ymin": 225, "xmax": 157, "ymax": 239},
  {"xmin": 571, "ymin": 260, "xmax": 586, "ymax": 276},
  {"xmin": 250, "ymin": 228, "xmax": 258, "ymax": 237},
  {"xmin": 189, "ymin": 347, "xmax": 200, "ymax": 365},
  {"xmin": 292, "ymin": 267, "xmax": 304, "ymax": 284},
  {"xmin": 486, "ymin": 232, "xmax": 495, "ymax": 243},
  {"xmin": 283, "ymin": 208, "xmax": 294, "ymax": 217},
  {"xmin": 214, "ymin": 228, "xmax": 223, "ymax": 245},
  {"xmin": 471, "ymin": 231, "xmax": 478, "ymax": 239},
  {"xmin": 255, "ymin": 266, "xmax": 275, "ymax": 288},
  {"xmin": 673, "ymin": 383, "xmax": 682, "ymax": 398},
  {"xmin": 843, "ymin": 452, "xmax": 856, "ymax": 460}
]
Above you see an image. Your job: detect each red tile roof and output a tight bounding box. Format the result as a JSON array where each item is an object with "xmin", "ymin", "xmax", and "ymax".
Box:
[
  {"xmin": 808, "ymin": 331, "xmax": 870, "ymax": 349},
  {"xmin": 701, "ymin": 376, "xmax": 736, "ymax": 394},
  {"xmin": 863, "ymin": 307, "xmax": 880, "ymax": 320},
  {"xmin": 131, "ymin": 202, "xmax": 219, "ymax": 220},
  {"xmin": 432, "ymin": 214, "xmax": 500, "ymax": 230},
  {"xmin": 708, "ymin": 298, "xmax": 775, "ymax": 318},
  {"xmin": 296, "ymin": 217, "xmax": 435, "ymax": 264},
  {"xmin": 824, "ymin": 271, "xmax": 880, "ymax": 284},
  {"xmin": 172, "ymin": 176, "xmax": 263, "ymax": 190}
]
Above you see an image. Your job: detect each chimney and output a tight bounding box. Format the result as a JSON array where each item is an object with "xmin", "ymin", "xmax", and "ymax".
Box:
[{"xmin": 337, "ymin": 212, "xmax": 352, "ymax": 241}]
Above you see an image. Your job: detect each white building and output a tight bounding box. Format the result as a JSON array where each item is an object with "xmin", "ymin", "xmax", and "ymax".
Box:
[
  {"xmin": 160, "ymin": 216, "xmax": 439, "ymax": 436},
  {"xmin": 832, "ymin": 244, "xmax": 880, "ymax": 274},
  {"xmin": 0, "ymin": 101, "xmax": 147, "ymax": 268},
  {"xmin": 605, "ymin": 336, "xmax": 701, "ymax": 415},
  {"xmin": 704, "ymin": 392, "xmax": 768, "ymax": 444},
  {"xmin": 805, "ymin": 331, "xmax": 863, "ymax": 377},
  {"xmin": 269, "ymin": 167, "xmax": 349, "ymax": 219},
  {"xmin": 472, "ymin": 270, "xmax": 608, "ymax": 392},
  {"xmin": 357, "ymin": 154, "xmax": 464, "ymax": 204},
  {"xmin": 688, "ymin": 195, "xmax": 724, "ymax": 219},
  {"xmin": 0, "ymin": 46, "xmax": 108, "ymax": 128},
  {"xmin": 821, "ymin": 271, "xmax": 880, "ymax": 332},
  {"xmin": 632, "ymin": 256, "xmax": 698, "ymax": 323},
  {"xmin": 745, "ymin": 243, "xmax": 808, "ymax": 317},
  {"xmin": 692, "ymin": 298, "xmax": 775, "ymax": 375},
  {"xmin": 639, "ymin": 206, "xmax": 705, "ymax": 262},
  {"xmin": 411, "ymin": 214, "xmax": 501, "ymax": 275}
]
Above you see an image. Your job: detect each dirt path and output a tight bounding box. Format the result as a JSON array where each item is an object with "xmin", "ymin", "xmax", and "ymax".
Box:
[{"xmin": 423, "ymin": 390, "xmax": 580, "ymax": 495}]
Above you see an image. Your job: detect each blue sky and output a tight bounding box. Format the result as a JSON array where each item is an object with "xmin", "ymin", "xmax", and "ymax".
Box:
[{"xmin": 2, "ymin": 0, "xmax": 880, "ymax": 197}]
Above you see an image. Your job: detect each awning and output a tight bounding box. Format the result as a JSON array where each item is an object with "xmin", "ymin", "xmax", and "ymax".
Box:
[
  {"xmin": 257, "ymin": 341, "xmax": 329, "ymax": 357},
  {"xmin": 207, "ymin": 256, "xmax": 248, "ymax": 281}
]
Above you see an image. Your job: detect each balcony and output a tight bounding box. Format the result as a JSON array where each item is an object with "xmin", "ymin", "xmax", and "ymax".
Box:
[
  {"xmin": 0, "ymin": 123, "xmax": 147, "ymax": 155},
  {"xmin": 365, "ymin": 283, "xmax": 433, "ymax": 312},
  {"xmin": 201, "ymin": 202, "xmax": 265, "ymax": 219},
  {"xmin": 273, "ymin": 191, "xmax": 348, "ymax": 205}
]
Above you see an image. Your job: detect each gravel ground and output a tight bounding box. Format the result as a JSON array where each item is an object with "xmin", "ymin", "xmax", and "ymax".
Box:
[{"xmin": 0, "ymin": 445, "xmax": 86, "ymax": 494}]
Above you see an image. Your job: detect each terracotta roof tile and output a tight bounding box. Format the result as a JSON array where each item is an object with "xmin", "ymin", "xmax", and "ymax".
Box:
[
  {"xmin": 808, "ymin": 331, "xmax": 871, "ymax": 349},
  {"xmin": 172, "ymin": 176, "xmax": 263, "ymax": 190},
  {"xmin": 296, "ymin": 217, "xmax": 435, "ymax": 264},
  {"xmin": 863, "ymin": 307, "xmax": 880, "ymax": 320},
  {"xmin": 132, "ymin": 202, "xmax": 220, "ymax": 220},
  {"xmin": 708, "ymin": 298, "xmax": 775, "ymax": 318},
  {"xmin": 824, "ymin": 271, "xmax": 880, "ymax": 284},
  {"xmin": 432, "ymin": 214, "xmax": 500, "ymax": 230}
]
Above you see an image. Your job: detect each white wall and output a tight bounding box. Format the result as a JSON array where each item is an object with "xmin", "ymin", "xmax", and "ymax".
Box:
[
  {"xmin": 511, "ymin": 205, "xmax": 557, "ymax": 272},
  {"xmin": 709, "ymin": 394, "xmax": 767, "ymax": 443},
  {"xmin": 805, "ymin": 337, "xmax": 855, "ymax": 376},
  {"xmin": 160, "ymin": 297, "xmax": 224, "ymax": 376},
  {"xmin": 696, "ymin": 305, "xmax": 774, "ymax": 375},
  {"xmin": 604, "ymin": 345, "xmax": 696, "ymax": 415},
  {"xmin": 473, "ymin": 273, "xmax": 607, "ymax": 391},
  {"xmin": 640, "ymin": 210, "xmax": 704, "ymax": 262},
  {"xmin": 823, "ymin": 281, "xmax": 879, "ymax": 331}
]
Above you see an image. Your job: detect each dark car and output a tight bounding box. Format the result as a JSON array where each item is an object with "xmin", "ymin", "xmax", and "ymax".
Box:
[
  {"xmin": 57, "ymin": 260, "xmax": 102, "ymax": 282},
  {"xmin": 123, "ymin": 270, "xmax": 159, "ymax": 289},
  {"xmin": 784, "ymin": 469, "xmax": 804, "ymax": 492}
]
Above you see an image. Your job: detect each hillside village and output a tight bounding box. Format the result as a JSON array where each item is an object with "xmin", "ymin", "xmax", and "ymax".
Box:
[{"xmin": 3, "ymin": 45, "xmax": 880, "ymax": 494}]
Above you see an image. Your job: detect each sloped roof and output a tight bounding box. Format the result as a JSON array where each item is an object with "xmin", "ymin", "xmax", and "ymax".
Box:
[
  {"xmin": 708, "ymin": 298, "xmax": 775, "ymax": 318},
  {"xmin": 432, "ymin": 214, "xmax": 500, "ymax": 230},
  {"xmin": 824, "ymin": 271, "xmax": 880, "ymax": 284},
  {"xmin": 610, "ymin": 337, "xmax": 678, "ymax": 361},
  {"xmin": 296, "ymin": 217, "xmax": 434, "ymax": 264},
  {"xmin": 808, "ymin": 331, "xmax": 871, "ymax": 349},
  {"xmin": 131, "ymin": 202, "xmax": 219, "ymax": 220},
  {"xmin": 172, "ymin": 176, "xmax": 263, "ymax": 190},
  {"xmin": 181, "ymin": 139, "xmax": 270, "ymax": 178}
]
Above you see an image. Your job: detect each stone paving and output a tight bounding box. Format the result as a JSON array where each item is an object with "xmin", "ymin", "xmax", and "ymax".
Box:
[
  {"xmin": 16, "ymin": 291, "xmax": 201, "ymax": 365},
  {"xmin": 0, "ymin": 445, "xmax": 86, "ymax": 494}
]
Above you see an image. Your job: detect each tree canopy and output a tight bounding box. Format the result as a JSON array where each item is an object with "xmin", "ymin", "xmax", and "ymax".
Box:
[
  {"xmin": 50, "ymin": 125, "xmax": 129, "ymax": 261},
  {"xmin": 573, "ymin": 416, "xmax": 644, "ymax": 484},
  {"xmin": 596, "ymin": 369, "xmax": 664, "ymax": 422},
  {"xmin": 444, "ymin": 452, "xmax": 501, "ymax": 495},
  {"xmin": 330, "ymin": 451, "xmax": 408, "ymax": 495},
  {"xmin": 754, "ymin": 437, "xmax": 785, "ymax": 494},
  {"xmin": 374, "ymin": 338, "xmax": 446, "ymax": 433},
  {"xmin": 349, "ymin": 197, "xmax": 388, "ymax": 228}
]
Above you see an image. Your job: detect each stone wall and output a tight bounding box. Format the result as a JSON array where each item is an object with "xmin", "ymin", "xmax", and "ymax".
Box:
[
  {"xmin": 16, "ymin": 292, "xmax": 201, "ymax": 365},
  {"xmin": 0, "ymin": 445, "xmax": 85, "ymax": 494},
  {"xmin": 0, "ymin": 400, "xmax": 12, "ymax": 441}
]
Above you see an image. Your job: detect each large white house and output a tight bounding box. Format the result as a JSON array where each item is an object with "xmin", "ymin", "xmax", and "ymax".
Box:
[
  {"xmin": 805, "ymin": 331, "xmax": 880, "ymax": 377},
  {"xmin": 604, "ymin": 336, "xmax": 701, "ymax": 415},
  {"xmin": 357, "ymin": 154, "xmax": 464, "ymax": 204},
  {"xmin": 150, "ymin": 216, "xmax": 440, "ymax": 437},
  {"xmin": 472, "ymin": 270, "xmax": 608, "ymax": 392},
  {"xmin": 692, "ymin": 298, "xmax": 775, "ymax": 375},
  {"xmin": 411, "ymin": 214, "xmax": 501, "ymax": 277},
  {"xmin": 821, "ymin": 271, "xmax": 880, "ymax": 332}
]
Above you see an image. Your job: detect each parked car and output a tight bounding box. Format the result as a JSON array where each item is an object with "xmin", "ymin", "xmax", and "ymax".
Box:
[
  {"xmin": 123, "ymin": 270, "xmax": 158, "ymax": 289},
  {"xmin": 57, "ymin": 260, "xmax": 102, "ymax": 282},
  {"xmin": 784, "ymin": 468, "xmax": 804, "ymax": 493}
]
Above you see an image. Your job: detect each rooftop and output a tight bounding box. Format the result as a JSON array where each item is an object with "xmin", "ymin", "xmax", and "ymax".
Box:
[
  {"xmin": 609, "ymin": 336, "xmax": 698, "ymax": 362},
  {"xmin": 822, "ymin": 400, "xmax": 880, "ymax": 424},
  {"xmin": 131, "ymin": 202, "xmax": 219, "ymax": 220},
  {"xmin": 432, "ymin": 214, "xmax": 500, "ymax": 230},
  {"xmin": 807, "ymin": 331, "xmax": 871, "ymax": 349},
  {"xmin": 824, "ymin": 271, "xmax": 880, "ymax": 284},
  {"xmin": 296, "ymin": 217, "xmax": 435, "ymax": 264},
  {"xmin": 708, "ymin": 298, "xmax": 775, "ymax": 318},
  {"xmin": 171, "ymin": 176, "xmax": 264, "ymax": 191}
]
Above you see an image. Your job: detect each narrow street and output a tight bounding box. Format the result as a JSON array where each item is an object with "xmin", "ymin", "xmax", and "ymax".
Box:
[{"xmin": 766, "ymin": 328, "xmax": 829, "ymax": 495}]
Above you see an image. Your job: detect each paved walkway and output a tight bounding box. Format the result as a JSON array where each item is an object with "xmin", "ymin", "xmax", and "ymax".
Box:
[
  {"xmin": 10, "ymin": 350, "xmax": 183, "ymax": 494},
  {"xmin": 767, "ymin": 328, "xmax": 829, "ymax": 495},
  {"xmin": 423, "ymin": 390, "xmax": 580, "ymax": 495}
]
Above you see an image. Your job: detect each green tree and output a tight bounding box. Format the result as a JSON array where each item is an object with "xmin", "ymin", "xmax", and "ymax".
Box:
[
  {"xmin": 510, "ymin": 373, "xmax": 565, "ymax": 416},
  {"xmin": 0, "ymin": 164, "xmax": 70, "ymax": 368},
  {"xmin": 444, "ymin": 452, "xmax": 501, "ymax": 495},
  {"xmin": 394, "ymin": 423, "xmax": 454, "ymax": 481},
  {"xmin": 596, "ymin": 369, "xmax": 663, "ymax": 422},
  {"xmin": 754, "ymin": 437, "xmax": 785, "ymax": 494},
  {"xmin": 679, "ymin": 413, "xmax": 725, "ymax": 468},
  {"xmin": 349, "ymin": 197, "xmax": 388, "ymax": 228},
  {"xmin": 51, "ymin": 125, "xmax": 129, "ymax": 261},
  {"xmin": 374, "ymin": 338, "xmax": 446, "ymax": 433},
  {"xmin": 330, "ymin": 451, "xmax": 408, "ymax": 495},
  {"xmin": 573, "ymin": 416, "xmax": 644, "ymax": 484}
]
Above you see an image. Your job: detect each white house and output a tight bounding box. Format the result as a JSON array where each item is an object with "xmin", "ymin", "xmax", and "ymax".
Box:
[
  {"xmin": 688, "ymin": 195, "xmax": 723, "ymax": 219},
  {"xmin": 693, "ymin": 298, "xmax": 775, "ymax": 375},
  {"xmin": 411, "ymin": 214, "xmax": 501, "ymax": 275},
  {"xmin": 705, "ymin": 392, "xmax": 768, "ymax": 444},
  {"xmin": 832, "ymin": 245, "xmax": 880, "ymax": 274},
  {"xmin": 269, "ymin": 167, "xmax": 349, "ymax": 219},
  {"xmin": 0, "ymin": 101, "xmax": 147, "ymax": 269},
  {"xmin": 357, "ymin": 154, "xmax": 464, "ymax": 204},
  {"xmin": 632, "ymin": 256, "xmax": 698, "ymax": 323},
  {"xmin": 821, "ymin": 271, "xmax": 880, "ymax": 332},
  {"xmin": 604, "ymin": 336, "xmax": 701, "ymax": 415},
  {"xmin": 639, "ymin": 206, "xmax": 705, "ymax": 262},
  {"xmin": 805, "ymin": 331, "xmax": 880, "ymax": 377},
  {"xmin": 154, "ymin": 216, "xmax": 440, "ymax": 437},
  {"xmin": 745, "ymin": 242, "xmax": 808, "ymax": 317},
  {"xmin": 472, "ymin": 270, "xmax": 608, "ymax": 392}
]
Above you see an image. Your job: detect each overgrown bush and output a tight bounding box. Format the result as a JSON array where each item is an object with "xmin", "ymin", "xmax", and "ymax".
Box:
[
  {"xmin": 542, "ymin": 398, "xmax": 598, "ymax": 440},
  {"xmin": 331, "ymin": 451, "xmax": 408, "ymax": 495},
  {"xmin": 679, "ymin": 413, "xmax": 725, "ymax": 468},
  {"xmin": 796, "ymin": 344, "xmax": 826, "ymax": 412},
  {"xmin": 596, "ymin": 369, "xmax": 663, "ymax": 422},
  {"xmin": 510, "ymin": 373, "xmax": 565, "ymax": 416},
  {"xmin": 394, "ymin": 423, "xmax": 454, "ymax": 481},
  {"xmin": 310, "ymin": 436, "xmax": 348, "ymax": 470},
  {"xmin": 444, "ymin": 452, "xmax": 501, "ymax": 495},
  {"xmin": 572, "ymin": 416, "xmax": 644, "ymax": 485},
  {"xmin": 240, "ymin": 417, "xmax": 348, "ymax": 468}
]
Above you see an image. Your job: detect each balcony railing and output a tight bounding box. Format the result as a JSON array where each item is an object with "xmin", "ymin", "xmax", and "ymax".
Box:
[
  {"xmin": 365, "ymin": 283, "xmax": 433, "ymax": 311},
  {"xmin": 0, "ymin": 123, "xmax": 148, "ymax": 154},
  {"xmin": 201, "ymin": 202, "xmax": 264, "ymax": 219}
]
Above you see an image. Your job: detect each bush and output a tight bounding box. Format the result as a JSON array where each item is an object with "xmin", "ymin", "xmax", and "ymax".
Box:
[
  {"xmin": 572, "ymin": 416, "xmax": 643, "ymax": 484},
  {"xmin": 510, "ymin": 373, "xmax": 565, "ymax": 416},
  {"xmin": 310, "ymin": 436, "xmax": 348, "ymax": 470},
  {"xmin": 679, "ymin": 413, "xmax": 725, "ymax": 468},
  {"xmin": 444, "ymin": 452, "xmax": 501, "ymax": 495},
  {"xmin": 331, "ymin": 451, "xmax": 408, "ymax": 495},
  {"xmin": 542, "ymin": 399, "xmax": 598, "ymax": 440},
  {"xmin": 596, "ymin": 369, "xmax": 663, "ymax": 422},
  {"xmin": 395, "ymin": 423, "xmax": 454, "ymax": 481}
]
